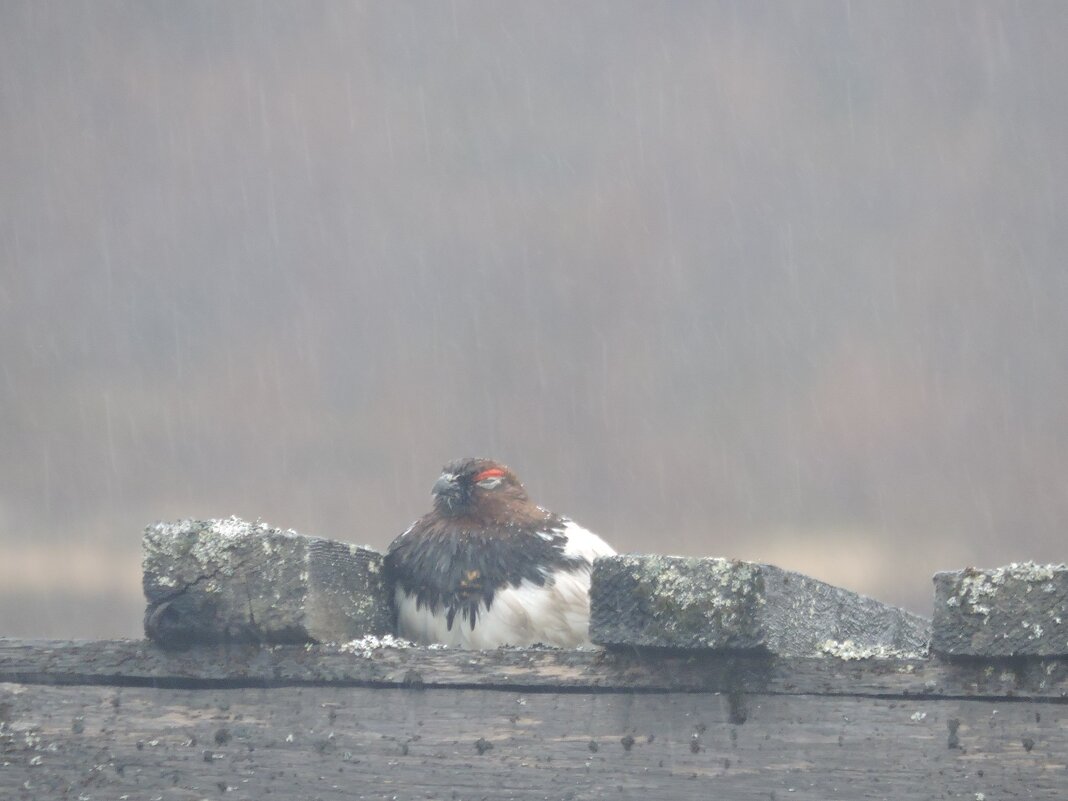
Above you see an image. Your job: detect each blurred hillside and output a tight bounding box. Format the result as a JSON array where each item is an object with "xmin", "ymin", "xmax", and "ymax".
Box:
[{"xmin": 2, "ymin": 2, "xmax": 1067, "ymax": 637}]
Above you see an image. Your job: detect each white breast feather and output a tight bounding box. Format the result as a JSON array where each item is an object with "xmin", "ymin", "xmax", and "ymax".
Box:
[{"xmin": 394, "ymin": 518, "xmax": 616, "ymax": 649}]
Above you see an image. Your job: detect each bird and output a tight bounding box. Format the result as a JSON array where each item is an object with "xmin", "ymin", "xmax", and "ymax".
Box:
[{"xmin": 385, "ymin": 458, "xmax": 616, "ymax": 648}]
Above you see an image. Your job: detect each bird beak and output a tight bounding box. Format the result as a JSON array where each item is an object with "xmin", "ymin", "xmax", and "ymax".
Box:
[{"xmin": 432, "ymin": 473, "xmax": 459, "ymax": 500}]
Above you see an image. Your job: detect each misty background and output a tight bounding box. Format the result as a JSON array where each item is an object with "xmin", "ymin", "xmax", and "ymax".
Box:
[{"xmin": 2, "ymin": 2, "xmax": 1067, "ymax": 638}]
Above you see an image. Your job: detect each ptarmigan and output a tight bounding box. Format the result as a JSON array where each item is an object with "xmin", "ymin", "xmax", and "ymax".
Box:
[{"xmin": 385, "ymin": 458, "xmax": 615, "ymax": 648}]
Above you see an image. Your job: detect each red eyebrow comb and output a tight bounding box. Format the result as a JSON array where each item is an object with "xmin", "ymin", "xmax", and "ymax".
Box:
[{"xmin": 473, "ymin": 468, "xmax": 506, "ymax": 482}]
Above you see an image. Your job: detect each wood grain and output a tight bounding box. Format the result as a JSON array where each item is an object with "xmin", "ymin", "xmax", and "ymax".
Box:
[
  {"xmin": 2, "ymin": 638, "xmax": 1067, "ymax": 700},
  {"xmin": 2, "ymin": 682, "xmax": 1063, "ymax": 800},
  {"xmin": 2, "ymin": 639, "xmax": 1066, "ymax": 799}
]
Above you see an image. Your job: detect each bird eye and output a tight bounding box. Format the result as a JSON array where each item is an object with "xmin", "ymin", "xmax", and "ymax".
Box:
[{"xmin": 474, "ymin": 468, "xmax": 505, "ymax": 489}]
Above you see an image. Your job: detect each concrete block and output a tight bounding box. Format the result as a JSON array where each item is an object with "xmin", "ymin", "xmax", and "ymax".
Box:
[
  {"xmin": 143, "ymin": 517, "xmax": 391, "ymax": 646},
  {"xmin": 932, "ymin": 562, "xmax": 1068, "ymax": 657},
  {"xmin": 589, "ymin": 554, "xmax": 930, "ymax": 656}
]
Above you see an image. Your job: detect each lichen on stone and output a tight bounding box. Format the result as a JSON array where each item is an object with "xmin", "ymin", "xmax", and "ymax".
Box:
[
  {"xmin": 818, "ymin": 638, "xmax": 928, "ymax": 661},
  {"xmin": 338, "ymin": 634, "xmax": 414, "ymax": 658},
  {"xmin": 951, "ymin": 562, "xmax": 1065, "ymax": 620}
]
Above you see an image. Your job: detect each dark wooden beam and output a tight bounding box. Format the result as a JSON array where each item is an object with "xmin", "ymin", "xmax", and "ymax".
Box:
[
  {"xmin": 3, "ymin": 640, "xmax": 1067, "ymax": 799},
  {"xmin": 1, "ymin": 638, "xmax": 1067, "ymax": 700},
  {"xmin": 2, "ymin": 682, "xmax": 1063, "ymax": 800}
]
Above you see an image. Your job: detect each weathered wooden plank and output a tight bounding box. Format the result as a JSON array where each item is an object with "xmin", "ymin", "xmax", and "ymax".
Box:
[
  {"xmin": 591, "ymin": 554, "xmax": 930, "ymax": 656},
  {"xmin": 933, "ymin": 563, "xmax": 1068, "ymax": 657},
  {"xmin": 142, "ymin": 518, "xmax": 391, "ymax": 645},
  {"xmin": 2, "ymin": 681, "xmax": 1063, "ymax": 800},
  {"xmin": 2, "ymin": 639, "xmax": 1068, "ymax": 700}
]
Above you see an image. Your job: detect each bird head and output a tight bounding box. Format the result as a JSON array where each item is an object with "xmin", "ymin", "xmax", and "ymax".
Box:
[{"xmin": 431, "ymin": 457, "xmax": 530, "ymax": 518}]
